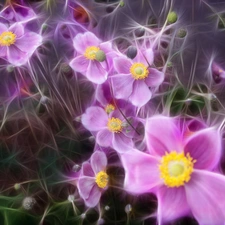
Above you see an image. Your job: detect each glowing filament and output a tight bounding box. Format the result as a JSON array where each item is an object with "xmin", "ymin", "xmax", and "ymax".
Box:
[
  {"xmin": 130, "ymin": 63, "xmax": 149, "ymax": 80},
  {"xmin": 159, "ymin": 151, "xmax": 196, "ymax": 187},
  {"xmin": 95, "ymin": 171, "xmax": 109, "ymax": 188},
  {"xmin": 0, "ymin": 31, "xmax": 16, "ymax": 46},
  {"xmin": 107, "ymin": 117, "xmax": 122, "ymax": 133}
]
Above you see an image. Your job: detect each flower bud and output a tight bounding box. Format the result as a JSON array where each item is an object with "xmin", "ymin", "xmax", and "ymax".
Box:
[
  {"xmin": 126, "ymin": 46, "xmax": 137, "ymax": 59},
  {"xmin": 167, "ymin": 11, "xmax": 177, "ymax": 24}
]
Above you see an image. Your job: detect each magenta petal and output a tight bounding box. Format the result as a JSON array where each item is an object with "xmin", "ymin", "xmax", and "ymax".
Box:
[
  {"xmin": 81, "ymin": 162, "xmax": 95, "ymax": 177},
  {"xmin": 110, "ymin": 74, "xmax": 134, "ymax": 99},
  {"xmin": 145, "ymin": 116, "xmax": 183, "ymax": 156},
  {"xmin": 112, "ymin": 133, "xmax": 133, "ymax": 153},
  {"xmin": 15, "ymin": 32, "xmax": 42, "ymax": 53},
  {"xmin": 9, "ymin": 23, "xmax": 24, "ymax": 37},
  {"xmin": 0, "ymin": 46, "xmax": 7, "ymax": 57},
  {"xmin": 144, "ymin": 48, "xmax": 154, "ymax": 65},
  {"xmin": 0, "ymin": 23, "xmax": 7, "ymax": 33},
  {"xmin": 157, "ymin": 186, "xmax": 190, "ymax": 224},
  {"xmin": 184, "ymin": 128, "xmax": 222, "ymax": 170},
  {"xmin": 91, "ymin": 151, "xmax": 107, "ymax": 174},
  {"xmin": 86, "ymin": 61, "xmax": 107, "ymax": 84},
  {"xmin": 81, "ymin": 106, "xmax": 108, "ymax": 131},
  {"xmin": 85, "ymin": 184, "xmax": 101, "ymax": 207},
  {"xmin": 145, "ymin": 68, "xmax": 164, "ymax": 87},
  {"xmin": 69, "ymin": 55, "xmax": 89, "ymax": 73},
  {"xmin": 78, "ymin": 176, "xmax": 95, "ymax": 199},
  {"xmin": 129, "ymin": 80, "xmax": 152, "ymax": 107},
  {"xmin": 113, "ymin": 57, "xmax": 132, "ymax": 74},
  {"xmin": 185, "ymin": 170, "xmax": 225, "ymax": 225},
  {"xmin": 7, "ymin": 45, "xmax": 28, "ymax": 66},
  {"xmin": 120, "ymin": 149, "xmax": 162, "ymax": 194},
  {"xmin": 96, "ymin": 129, "xmax": 113, "ymax": 147}
]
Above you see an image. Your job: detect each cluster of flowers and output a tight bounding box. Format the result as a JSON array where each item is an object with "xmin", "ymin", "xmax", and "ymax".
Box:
[{"xmin": 1, "ymin": 1, "xmax": 225, "ymax": 225}]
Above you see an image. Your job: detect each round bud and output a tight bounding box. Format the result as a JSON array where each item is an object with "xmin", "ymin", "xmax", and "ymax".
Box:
[
  {"xmin": 6, "ymin": 65, "xmax": 14, "ymax": 73},
  {"xmin": 40, "ymin": 96, "xmax": 48, "ymax": 105},
  {"xmin": 177, "ymin": 28, "xmax": 187, "ymax": 38},
  {"xmin": 95, "ymin": 50, "xmax": 106, "ymax": 62},
  {"xmin": 135, "ymin": 28, "xmax": 145, "ymax": 37},
  {"xmin": 126, "ymin": 46, "xmax": 137, "ymax": 59},
  {"xmin": 167, "ymin": 11, "xmax": 178, "ymax": 24},
  {"xmin": 119, "ymin": 1, "xmax": 125, "ymax": 7},
  {"xmin": 22, "ymin": 197, "xmax": 36, "ymax": 210},
  {"xmin": 14, "ymin": 183, "xmax": 21, "ymax": 190},
  {"xmin": 125, "ymin": 204, "xmax": 132, "ymax": 213},
  {"xmin": 72, "ymin": 164, "xmax": 81, "ymax": 172}
]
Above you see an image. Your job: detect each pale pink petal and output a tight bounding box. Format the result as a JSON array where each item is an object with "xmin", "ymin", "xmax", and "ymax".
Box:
[
  {"xmin": 145, "ymin": 116, "xmax": 183, "ymax": 156},
  {"xmin": 184, "ymin": 128, "xmax": 222, "ymax": 170},
  {"xmin": 81, "ymin": 106, "xmax": 108, "ymax": 131},
  {"xmin": 69, "ymin": 55, "xmax": 89, "ymax": 73},
  {"xmin": 15, "ymin": 32, "xmax": 42, "ymax": 53},
  {"xmin": 9, "ymin": 23, "xmax": 24, "ymax": 37},
  {"xmin": 185, "ymin": 170, "xmax": 225, "ymax": 225},
  {"xmin": 78, "ymin": 176, "xmax": 95, "ymax": 199},
  {"xmin": 7, "ymin": 45, "xmax": 28, "ymax": 66},
  {"xmin": 157, "ymin": 186, "xmax": 190, "ymax": 224},
  {"xmin": 0, "ymin": 23, "xmax": 7, "ymax": 33},
  {"xmin": 110, "ymin": 74, "xmax": 134, "ymax": 99},
  {"xmin": 91, "ymin": 151, "xmax": 107, "ymax": 174},
  {"xmin": 112, "ymin": 132, "xmax": 133, "ymax": 153},
  {"xmin": 85, "ymin": 184, "xmax": 102, "ymax": 208},
  {"xmin": 113, "ymin": 57, "xmax": 132, "ymax": 74},
  {"xmin": 120, "ymin": 149, "xmax": 162, "ymax": 194},
  {"xmin": 86, "ymin": 61, "xmax": 107, "ymax": 84},
  {"xmin": 81, "ymin": 162, "xmax": 94, "ymax": 177},
  {"xmin": 96, "ymin": 129, "xmax": 113, "ymax": 147},
  {"xmin": 145, "ymin": 68, "xmax": 164, "ymax": 87},
  {"xmin": 129, "ymin": 80, "xmax": 152, "ymax": 107},
  {"xmin": 144, "ymin": 48, "xmax": 154, "ymax": 65},
  {"xmin": 0, "ymin": 46, "xmax": 7, "ymax": 57}
]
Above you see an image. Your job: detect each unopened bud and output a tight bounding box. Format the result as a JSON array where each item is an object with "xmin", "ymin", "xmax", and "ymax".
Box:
[
  {"xmin": 167, "ymin": 11, "xmax": 177, "ymax": 24},
  {"xmin": 126, "ymin": 46, "xmax": 137, "ymax": 59}
]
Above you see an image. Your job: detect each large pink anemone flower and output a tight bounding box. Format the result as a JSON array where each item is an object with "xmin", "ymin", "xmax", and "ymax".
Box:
[
  {"xmin": 120, "ymin": 115, "xmax": 224, "ymax": 225},
  {"xmin": 77, "ymin": 151, "xmax": 109, "ymax": 207},
  {"xmin": 70, "ymin": 32, "xmax": 115, "ymax": 84},
  {"xmin": 0, "ymin": 22, "xmax": 42, "ymax": 66},
  {"xmin": 110, "ymin": 50, "xmax": 164, "ymax": 107}
]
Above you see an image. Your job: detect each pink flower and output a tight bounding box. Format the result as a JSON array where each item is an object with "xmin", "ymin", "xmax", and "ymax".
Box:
[
  {"xmin": 0, "ymin": 22, "xmax": 42, "ymax": 66},
  {"xmin": 77, "ymin": 151, "xmax": 108, "ymax": 207},
  {"xmin": 81, "ymin": 105, "xmax": 136, "ymax": 153},
  {"xmin": 120, "ymin": 115, "xmax": 224, "ymax": 225},
  {"xmin": 110, "ymin": 50, "xmax": 164, "ymax": 107},
  {"xmin": 70, "ymin": 32, "xmax": 115, "ymax": 84}
]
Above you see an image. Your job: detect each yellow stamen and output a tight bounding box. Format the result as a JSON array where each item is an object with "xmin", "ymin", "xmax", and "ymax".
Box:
[
  {"xmin": 130, "ymin": 63, "xmax": 149, "ymax": 80},
  {"xmin": 105, "ymin": 104, "xmax": 115, "ymax": 114},
  {"xmin": 84, "ymin": 46, "xmax": 100, "ymax": 60},
  {"xmin": 107, "ymin": 117, "xmax": 122, "ymax": 133},
  {"xmin": 95, "ymin": 171, "xmax": 109, "ymax": 188},
  {"xmin": 159, "ymin": 151, "xmax": 196, "ymax": 188},
  {"xmin": 0, "ymin": 31, "xmax": 16, "ymax": 46}
]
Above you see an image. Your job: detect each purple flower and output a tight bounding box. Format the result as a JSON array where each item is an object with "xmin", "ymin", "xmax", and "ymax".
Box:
[
  {"xmin": 120, "ymin": 115, "xmax": 224, "ymax": 225},
  {"xmin": 110, "ymin": 50, "xmax": 164, "ymax": 107},
  {"xmin": 81, "ymin": 106, "xmax": 135, "ymax": 153},
  {"xmin": 77, "ymin": 151, "xmax": 108, "ymax": 207},
  {"xmin": 0, "ymin": 22, "xmax": 42, "ymax": 66},
  {"xmin": 70, "ymin": 32, "xmax": 115, "ymax": 84}
]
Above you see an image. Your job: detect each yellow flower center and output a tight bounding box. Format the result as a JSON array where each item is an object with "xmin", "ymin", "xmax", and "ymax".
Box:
[
  {"xmin": 95, "ymin": 171, "xmax": 109, "ymax": 188},
  {"xmin": 130, "ymin": 63, "xmax": 149, "ymax": 80},
  {"xmin": 105, "ymin": 104, "xmax": 115, "ymax": 114},
  {"xmin": 159, "ymin": 151, "xmax": 196, "ymax": 188},
  {"xmin": 107, "ymin": 117, "xmax": 123, "ymax": 133},
  {"xmin": 0, "ymin": 31, "xmax": 16, "ymax": 46},
  {"xmin": 84, "ymin": 46, "xmax": 100, "ymax": 60}
]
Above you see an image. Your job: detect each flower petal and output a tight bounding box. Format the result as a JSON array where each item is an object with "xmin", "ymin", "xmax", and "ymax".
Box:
[
  {"xmin": 15, "ymin": 32, "xmax": 42, "ymax": 53},
  {"xmin": 120, "ymin": 149, "xmax": 162, "ymax": 194},
  {"xmin": 0, "ymin": 23, "xmax": 7, "ymax": 33},
  {"xmin": 96, "ymin": 129, "xmax": 113, "ymax": 147},
  {"xmin": 184, "ymin": 128, "xmax": 222, "ymax": 170},
  {"xmin": 78, "ymin": 176, "xmax": 95, "ymax": 199},
  {"xmin": 85, "ymin": 184, "xmax": 102, "ymax": 207},
  {"xmin": 86, "ymin": 61, "xmax": 107, "ymax": 84},
  {"xmin": 145, "ymin": 116, "xmax": 183, "ymax": 156},
  {"xmin": 157, "ymin": 186, "xmax": 190, "ymax": 224},
  {"xmin": 7, "ymin": 45, "xmax": 28, "ymax": 66},
  {"xmin": 113, "ymin": 56, "xmax": 132, "ymax": 74},
  {"xmin": 110, "ymin": 74, "xmax": 134, "ymax": 99},
  {"xmin": 70, "ymin": 55, "xmax": 89, "ymax": 73},
  {"xmin": 9, "ymin": 23, "xmax": 24, "ymax": 37},
  {"xmin": 91, "ymin": 151, "xmax": 107, "ymax": 174},
  {"xmin": 0, "ymin": 46, "xmax": 7, "ymax": 57},
  {"xmin": 112, "ymin": 132, "xmax": 133, "ymax": 153},
  {"xmin": 144, "ymin": 48, "xmax": 154, "ymax": 65},
  {"xmin": 129, "ymin": 80, "xmax": 152, "ymax": 107},
  {"xmin": 185, "ymin": 170, "xmax": 225, "ymax": 225},
  {"xmin": 145, "ymin": 68, "xmax": 164, "ymax": 87},
  {"xmin": 81, "ymin": 106, "xmax": 108, "ymax": 131},
  {"xmin": 81, "ymin": 162, "xmax": 95, "ymax": 177}
]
